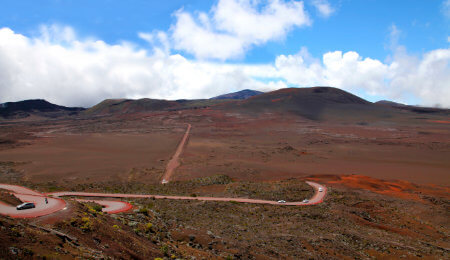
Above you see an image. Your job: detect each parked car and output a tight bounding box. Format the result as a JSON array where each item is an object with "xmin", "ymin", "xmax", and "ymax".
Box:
[
  {"xmin": 302, "ymin": 199, "xmax": 309, "ymax": 203},
  {"xmin": 277, "ymin": 200, "xmax": 286, "ymax": 203},
  {"xmin": 16, "ymin": 202, "xmax": 35, "ymax": 210},
  {"xmin": 318, "ymin": 187, "xmax": 324, "ymax": 192}
]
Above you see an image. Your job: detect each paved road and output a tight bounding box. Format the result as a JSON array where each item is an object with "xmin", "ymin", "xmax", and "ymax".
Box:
[
  {"xmin": 0, "ymin": 181, "xmax": 326, "ymax": 218},
  {"xmin": 160, "ymin": 123, "xmax": 191, "ymax": 184},
  {"xmin": 0, "ymin": 184, "xmax": 66, "ymax": 218}
]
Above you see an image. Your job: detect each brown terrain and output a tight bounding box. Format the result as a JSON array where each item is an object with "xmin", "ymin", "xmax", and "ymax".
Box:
[{"xmin": 0, "ymin": 87, "xmax": 449, "ymax": 259}]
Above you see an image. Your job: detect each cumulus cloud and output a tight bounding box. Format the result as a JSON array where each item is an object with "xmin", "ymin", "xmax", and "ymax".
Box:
[
  {"xmin": 268, "ymin": 47, "xmax": 450, "ymax": 107},
  {"xmin": 0, "ymin": 26, "xmax": 280, "ymax": 107},
  {"xmin": 0, "ymin": 25, "xmax": 449, "ymax": 108},
  {"xmin": 171, "ymin": 0, "xmax": 311, "ymax": 60},
  {"xmin": 311, "ymin": 0, "xmax": 334, "ymax": 17}
]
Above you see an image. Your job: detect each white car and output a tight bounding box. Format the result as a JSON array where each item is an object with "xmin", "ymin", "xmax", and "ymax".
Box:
[
  {"xmin": 302, "ymin": 199, "xmax": 309, "ymax": 203},
  {"xmin": 318, "ymin": 187, "xmax": 323, "ymax": 192},
  {"xmin": 161, "ymin": 179, "xmax": 168, "ymax": 184},
  {"xmin": 16, "ymin": 202, "xmax": 35, "ymax": 210},
  {"xmin": 277, "ymin": 200, "xmax": 286, "ymax": 204}
]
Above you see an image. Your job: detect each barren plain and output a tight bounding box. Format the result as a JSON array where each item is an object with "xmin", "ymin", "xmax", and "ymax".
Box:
[{"xmin": 0, "ymin": 88, "xmax": 449, "ymax": 259}]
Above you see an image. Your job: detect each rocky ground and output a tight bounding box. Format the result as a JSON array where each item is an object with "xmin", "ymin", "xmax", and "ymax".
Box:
[
  {"xmin": 0, "ymin": 108, "xmax": 449, "ymax": 259},
  {"xmin": 0, "ymin": 171, "xmax": 449, "ymax": 259}
]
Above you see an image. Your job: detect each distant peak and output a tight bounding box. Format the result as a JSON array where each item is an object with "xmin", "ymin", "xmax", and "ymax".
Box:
[{"xmin": 211, "ymin": 89, "xmax": 264, "ymax": 100}]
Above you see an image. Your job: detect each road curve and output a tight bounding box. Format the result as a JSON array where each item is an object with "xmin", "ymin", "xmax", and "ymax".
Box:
[
  {"xmin": 0, "ymin": 184, "xmax": 66, "ymax": 218},
  {"xmin": 0, "ymin": 181, "xmax": 326, "ymax": 218},
  {"xmin": 161, "ymin": 123, "xmax": 191, "ymax": 184}
]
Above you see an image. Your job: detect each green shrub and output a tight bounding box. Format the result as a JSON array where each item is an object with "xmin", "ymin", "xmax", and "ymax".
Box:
[
  {"xmin": 160, "ymin": 244, "xmax": 169, "ymax": 256},
  {"xmin": 92, "ymin": 204, "xmax": 103, "ymax": 212},
  {"xmin": 80, "ymin": 217, "xmax": 93, "ymax": 232},
  {"xmin": 138, "ymin": 207, "xmax": 149, "ymax": 216},
  {"xmin": 145, "ymin": 223, "xmax": 153, "ymax": 232}
]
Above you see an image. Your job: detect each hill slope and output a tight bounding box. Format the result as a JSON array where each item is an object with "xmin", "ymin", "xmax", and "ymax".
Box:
[
  {"xmin": 84, "ymin": 98, "xmax": 233, "ymax": 116},
  {"xmin": 217, "ymin": 87, "xmax": 377, "ymax": 120},
  {"xmin": 0, "ymin": 99, "xmax": 84, "ymax": 119},
  {"xmin": 376, "ymin": 100, "xmax": 449, "ymax": 115}
]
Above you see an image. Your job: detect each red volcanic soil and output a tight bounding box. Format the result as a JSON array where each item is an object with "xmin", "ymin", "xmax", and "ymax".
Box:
[
  {"xmin": 306, "ymin": 174, "xmax": 450, "ymax": 202},
  {"xmin": 428, "ymin": 120, "xmax": 450, "ymax": 124},
  {"xmin": 0, "ymin": 132, "xmax": 180, "ymax": 184}
]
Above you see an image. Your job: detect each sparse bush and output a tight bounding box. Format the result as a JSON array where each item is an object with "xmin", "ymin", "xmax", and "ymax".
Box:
[
  {"xmin": 138, "ymin": 207, "xmax": 149, "ymax": 216},
  {"xmin": 160, "ymin": 244, "xmax": 169, "ymax": 256},
  {"xmin": 144, "ymin": 223, "xmax": 153, "ymax": 232},
  {"xmin": 80, "ymin": 217, "xmax": 93, "ymax": 232},
  {"xmin": 92, "ymin": 204, "xmax": 103, "ymax": 212}
]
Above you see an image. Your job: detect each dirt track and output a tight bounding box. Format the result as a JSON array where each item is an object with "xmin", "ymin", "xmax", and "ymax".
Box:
[{"xmin": 161, "ymin": 123, "xmax": 191, "ymax": 184}]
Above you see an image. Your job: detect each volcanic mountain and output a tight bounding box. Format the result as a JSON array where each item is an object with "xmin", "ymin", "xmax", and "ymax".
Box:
[
  {"xmin": 215, "ymin": 87, "xmax": 383, "ymax": 120},
  {"xmin": 375, "ymin": 100, "xmax": 449, "ymax": 115},
  {"xmin": 211, "ymin": 89, "xmax": 263, "ymax": 100},
  {"xmin": 0, "ymin": 99, "xmax": 84, "ymax": 119},
  {"xmin": 84, "ymin": 98, "xmax": 232, "ymax": 116}
]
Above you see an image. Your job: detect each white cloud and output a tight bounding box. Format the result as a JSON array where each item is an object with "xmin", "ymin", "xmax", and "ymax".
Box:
[
  {"xmin": 0, "ymin": 25, "xmax": 449, "ymax": 108},
  {"xmin": 267, "ymin": 47, "xmax": 450, "ymax": 107},
  {"xmin": 311, "ymin": 0, "xmax": 334, "ymax": 17},
  {"xmin": 0, "ymin": 26, "xmax": 280, "ymax": 107},
  {"xmin": 388, "ymin": 24, "xmax": 401, "ymax": 50},
  {"xmin": 442, "ymin": 0, "xmax": 450, "ymax": 18},
  {"xmin": 171, "ymin": 0, "xmax": 311, "ymax": 60}
]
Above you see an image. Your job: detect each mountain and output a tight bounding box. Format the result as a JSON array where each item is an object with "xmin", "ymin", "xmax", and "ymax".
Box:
[
  {"xmin": 216, "ymin": 87, "xmax": 378, "ymax": 120},
  {"xmin": 211, "ymin": 89, "xmax": 263, "ymax": 100},
  {"xmin": 375, "ymin": 100, "xmax": 407, "ymax": 108},
  {"xmin": 375, "ymin": 100, "xmax": 449, "ymax": 114},
  {"xmin": 84, "ymin": 98, "xmax": 233, "ymax": 116},
  {"xmin": 84, "ymin": 98, "xmax": 178, "ymax": 115},
  {"xmin": 0, "ymin": 99, "xmax": 85, "ymax": 119}
]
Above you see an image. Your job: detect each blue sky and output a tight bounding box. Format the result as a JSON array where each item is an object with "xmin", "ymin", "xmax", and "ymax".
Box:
[
  {"xmin": 0, "ymin": 0, "xmax": 449, "ymax": 107},
  {"xmin": 1, "ymin": 0, "xmax": 447, "ymax": 61}
]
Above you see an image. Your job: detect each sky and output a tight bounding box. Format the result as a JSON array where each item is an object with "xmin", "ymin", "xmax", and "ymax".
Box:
[{"xmin": 0, "ymin": 0, "xmax": 449, "ymax": 107}]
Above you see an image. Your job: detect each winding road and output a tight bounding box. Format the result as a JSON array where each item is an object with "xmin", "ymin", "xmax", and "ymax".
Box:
[
  {"xmin": 0, "ymin": 181, "xmax": 327, "ymax": 218},
  {"xmin": 0, "ymin": 124, "xmax": 327, "ymax": 218}
]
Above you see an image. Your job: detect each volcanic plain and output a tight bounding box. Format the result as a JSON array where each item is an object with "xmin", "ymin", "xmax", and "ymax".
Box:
[{"xmin": 0, "ymin": 87, "xmax": 449, "ymax": 259}]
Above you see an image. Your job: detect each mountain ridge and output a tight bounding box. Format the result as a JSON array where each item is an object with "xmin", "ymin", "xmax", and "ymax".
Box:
[{"xmin": 211, "ymin": 89, "xmax": 263, "ymax": 100}]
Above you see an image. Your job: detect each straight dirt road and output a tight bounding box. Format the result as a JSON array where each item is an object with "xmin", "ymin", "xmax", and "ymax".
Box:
[{"xmin": 161, "ymin": 123, "xmax": 191, "ymax": 184}]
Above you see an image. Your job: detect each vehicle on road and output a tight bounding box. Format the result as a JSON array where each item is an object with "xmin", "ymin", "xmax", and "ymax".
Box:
[
  {"xmin": 318, "ymin": 187, "xmax": 323, "ymax": 192},
  {"xmin": 302, "ymin": 199, "xmax": 309, "ymax": 203},
  {"xmin": 161, "ymin": 179, "xmax": 168, "ymax": 184},
  {"xmin": 277, "ymin": 200, "xmax": 286, "ymax": 203},
  {"xmin": 16, "ymin": 202, "xmax": 35, "ymax": 210}
]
